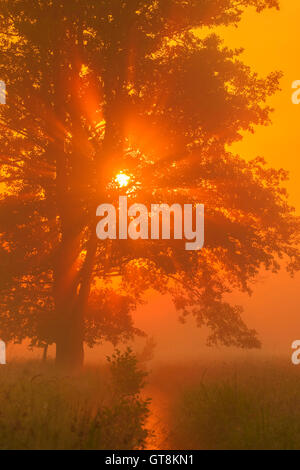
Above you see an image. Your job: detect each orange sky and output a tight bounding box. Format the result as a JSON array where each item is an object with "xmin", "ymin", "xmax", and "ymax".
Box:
[{"xmin": 222, "ymin": 2, "xmax": 300, "ymax": 211}]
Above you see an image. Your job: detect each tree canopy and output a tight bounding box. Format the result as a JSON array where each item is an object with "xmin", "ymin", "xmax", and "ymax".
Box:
[{"xmin": 0, "ymin": 0, "xmax": 298, "ymax": 368}]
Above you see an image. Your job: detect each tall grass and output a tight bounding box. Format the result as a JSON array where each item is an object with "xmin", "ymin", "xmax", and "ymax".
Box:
[
  {"xmin": 0, "ymin": 349, "xmax": 150, "ymax": 450},
  {"xmin": 171, "ymin": 359, "xmax": 300, "ymax": 450}
]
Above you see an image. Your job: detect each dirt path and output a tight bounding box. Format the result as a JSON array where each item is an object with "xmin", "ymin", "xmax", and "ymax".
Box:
[
  {"xmin": 142, "ymin": 361, "xmax": 205, "ymax": 450},
  {"xmin": 144, "ymin": 386, "xmax": 173, "ymax": 450}
]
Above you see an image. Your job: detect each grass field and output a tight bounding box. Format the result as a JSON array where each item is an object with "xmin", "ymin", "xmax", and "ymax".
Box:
[
  {"xmin": 0, "ymin": 354, "xmax": 299, "ymax": 450},
  {"xmin": 167, "ymin": 357, "xmax": 300, "ymax": 450},
  {"xmin": 0, "ymin": 350, "xmax": 150, "ymax": 450}
]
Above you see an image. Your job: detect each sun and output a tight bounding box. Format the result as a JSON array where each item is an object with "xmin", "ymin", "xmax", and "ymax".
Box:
[{"xmin": 115, "ymin": 172, "xmax": 130, "ymax": 188}]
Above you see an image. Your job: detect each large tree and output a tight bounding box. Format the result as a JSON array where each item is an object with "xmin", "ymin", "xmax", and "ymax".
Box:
[{"xmin": 0, "ymin": 0, "xmax": 298, "ymax": 369}]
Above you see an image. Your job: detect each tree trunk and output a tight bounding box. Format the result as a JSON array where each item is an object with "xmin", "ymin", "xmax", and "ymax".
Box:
[
  {"xmin": 55, "ymin": 229, "xmax": 97, "ymax": 370},
  {"xmin": 55, "ymin": 312, "xmax": 84, "ymax": 370},
  {"xmin": 42, "ymin": 344, "xmax": 48, "ymax": 362},
  {"xmin": 53, "ymin": 221, "xmax": 84, "ymax": 370},
  {"xmin": 51, "ymin": 36, "xmax": 125, "ymax": 369},
  {"xmin": 44, "ymin": 26, "xmax": 90, "ymax": 371}
]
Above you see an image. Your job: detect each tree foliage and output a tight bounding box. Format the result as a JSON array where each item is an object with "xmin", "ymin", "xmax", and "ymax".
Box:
[{"xmin": 0, "ymin": 0, "xmax": 298, "ymax": 366}]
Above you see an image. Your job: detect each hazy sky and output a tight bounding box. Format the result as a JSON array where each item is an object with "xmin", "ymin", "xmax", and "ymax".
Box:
[{"xmin": 223, "ymin": 2, "xmax": 300, "ymax": 211}]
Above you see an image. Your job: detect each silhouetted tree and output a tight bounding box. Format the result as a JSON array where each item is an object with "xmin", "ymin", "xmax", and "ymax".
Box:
[{"xmin": 0, "ymin": 0, "xmax": 298, "ymax": 369}]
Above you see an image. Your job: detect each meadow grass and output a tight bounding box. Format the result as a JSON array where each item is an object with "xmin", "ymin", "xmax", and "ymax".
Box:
[
  {"xmin": 2, "ymin": 353, "xmax": 300, "ymax": 450},
  {"xmin": 0, "ymin": 350, "xmax": 150, "ymax": 450},
  {"xmin": 170, "ymin": 358, "xmax": 300, "ymax": 450}
]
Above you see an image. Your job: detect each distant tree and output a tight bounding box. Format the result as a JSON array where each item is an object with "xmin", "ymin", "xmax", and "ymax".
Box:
[{"xmin": 0, "ymin": 0, "xmax": 298, "ymax": 369}]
